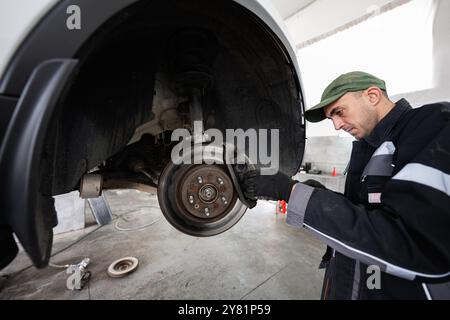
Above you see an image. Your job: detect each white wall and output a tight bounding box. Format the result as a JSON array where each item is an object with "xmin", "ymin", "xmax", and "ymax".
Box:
[
  {"xmin": 433, "ymin": 0, "xmax": 450, "ymax": 93},
  {"xmin": 391, "ymin": 0, "xmax": 450, "ymax": 106}
]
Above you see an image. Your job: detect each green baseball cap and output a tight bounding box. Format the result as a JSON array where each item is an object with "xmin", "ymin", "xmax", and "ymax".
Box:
[{"xmin": 305, "ymin": 71, "xmax": 386, "ymax": 123}]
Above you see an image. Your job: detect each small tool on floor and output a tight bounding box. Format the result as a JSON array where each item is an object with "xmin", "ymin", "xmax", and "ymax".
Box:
[{"xmin": 66, "ymin": 258, "xmax": 91, "ymax": 290}]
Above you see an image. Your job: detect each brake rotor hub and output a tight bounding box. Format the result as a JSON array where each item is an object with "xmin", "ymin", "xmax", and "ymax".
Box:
[
  {"xmin": 178, "ymin": 165, "xmax": 235, "ymax": 219},
  {"xmin": 199, "ymin": 184, "xmax": 218, "ymax": 203}
]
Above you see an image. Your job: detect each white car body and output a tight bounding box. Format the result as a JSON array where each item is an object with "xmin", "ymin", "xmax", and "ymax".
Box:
[{"xmin": 0, "ymin": 0, "xmax": 297, "ymax": 80}]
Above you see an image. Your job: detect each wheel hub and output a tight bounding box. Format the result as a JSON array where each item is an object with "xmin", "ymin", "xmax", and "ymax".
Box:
[
  {"xmin": 178, "ymin": 165, "xmax": 235, "ymax": 220},
  {"xmin": 199, "ymin": 184, "xmax": 218, "ymax": 203}
]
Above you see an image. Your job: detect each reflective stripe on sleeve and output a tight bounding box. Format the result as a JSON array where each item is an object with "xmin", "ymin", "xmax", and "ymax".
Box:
[{"xmin": 393, "ymin": 163, "xmax": 450, "ymax": 196}]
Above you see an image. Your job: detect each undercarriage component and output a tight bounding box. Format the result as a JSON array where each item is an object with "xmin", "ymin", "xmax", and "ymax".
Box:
[
  {"xmin": 128, "ymin": 72, "xmax": 185, "ymax": 144},
  {"xmin": 79, "ymin": 174, "xmax": 103, "ymax": 199},
  {"xmin": 102, "ymin": 179, "xmax": 157, "ymax": 194},
  {"xmin": 158, "ymin": 147, "xmax": 247, "ymax": 236},
  {"xmin": 127, "ymin": 158, "xmax": 159, "ymax": 185}
]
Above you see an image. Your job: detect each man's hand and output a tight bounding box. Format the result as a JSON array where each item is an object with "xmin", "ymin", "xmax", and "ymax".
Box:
[{"xmin": 240, "ymin": 169, "xmax": 297, "ymax": 202}]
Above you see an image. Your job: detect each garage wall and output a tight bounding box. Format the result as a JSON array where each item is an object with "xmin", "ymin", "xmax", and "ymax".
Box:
[{"xmin": 302, "ymin": 136, "xmax": 353, "ymax": 176}]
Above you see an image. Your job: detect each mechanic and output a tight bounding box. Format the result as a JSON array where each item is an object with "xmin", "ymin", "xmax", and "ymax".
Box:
[{"xmin": 240, "ymin": 71, "xmax": 450, "ymax": 299}]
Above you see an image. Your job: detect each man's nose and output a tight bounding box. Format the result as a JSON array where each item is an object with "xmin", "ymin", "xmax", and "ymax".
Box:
[{"xmin": 331, "ymin": 117, "xmax": 344, "ymax": 131}]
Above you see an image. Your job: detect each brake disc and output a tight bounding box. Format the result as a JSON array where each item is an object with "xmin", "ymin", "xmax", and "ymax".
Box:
[{"xmin": 158, "ymin": 162, "xmax": 247, "ymax": 237}]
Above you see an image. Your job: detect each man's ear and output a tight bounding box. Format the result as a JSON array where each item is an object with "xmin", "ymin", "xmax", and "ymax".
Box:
[{"xmin": 365, "ymin": 87, "xmax": 383, "ymax": 105}]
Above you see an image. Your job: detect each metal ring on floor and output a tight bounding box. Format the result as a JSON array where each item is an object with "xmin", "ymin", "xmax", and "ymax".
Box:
[{"xmin": 107, "ymin": 257, "xmax": 139, "ymax": 278}]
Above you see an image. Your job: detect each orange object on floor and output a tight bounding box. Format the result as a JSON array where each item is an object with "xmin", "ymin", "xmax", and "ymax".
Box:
[{"xmin": 276, "ymin": 200, "xmax": 287, "ymax": 214}]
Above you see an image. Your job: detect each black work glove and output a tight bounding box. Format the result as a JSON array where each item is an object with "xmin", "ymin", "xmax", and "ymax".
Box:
[{"xmin": 240, "ymin": 169, "xmax": 297, "ymax": 202}]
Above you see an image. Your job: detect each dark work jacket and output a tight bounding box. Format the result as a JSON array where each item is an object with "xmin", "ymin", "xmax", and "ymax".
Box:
[{"xmin": 293, "ymin": 99, "xmax": 450, "ymax": 300}]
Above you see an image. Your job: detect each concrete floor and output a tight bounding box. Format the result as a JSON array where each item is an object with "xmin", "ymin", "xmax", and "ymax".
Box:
[{"xmin": 0, "ymin": 189, "xmax": 326, "ymax": 300}]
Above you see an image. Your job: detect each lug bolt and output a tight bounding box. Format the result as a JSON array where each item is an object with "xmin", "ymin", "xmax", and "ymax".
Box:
[
  {"xmin": 221, "ymin": 196, "xmax": 228, "ymax": 205},
  {"xmin": 204, "ymin": 208, "xmax": 210, "ymax": 216},
  {"xmin": 217, "ymin": 177, "xmax": 224, "ymax": 185},
  {"xmin": 189, "ymin": 195, "xmax": 194, "ymax": 204},
  {"xmin": 197, "ymin": 176, "xmax": 203, "ymax": 184}
]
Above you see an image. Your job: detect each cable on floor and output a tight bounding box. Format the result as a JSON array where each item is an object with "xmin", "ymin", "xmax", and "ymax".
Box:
[{"xmin": 113, "ymin": 206, "xmax": 162, "ymax": 231}]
